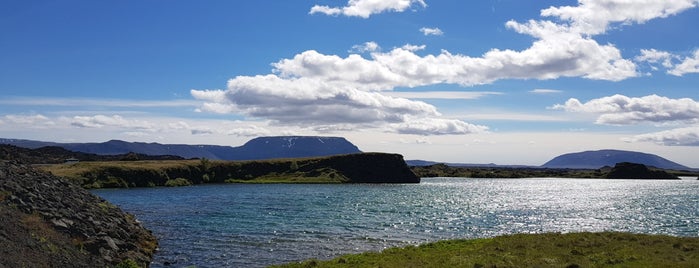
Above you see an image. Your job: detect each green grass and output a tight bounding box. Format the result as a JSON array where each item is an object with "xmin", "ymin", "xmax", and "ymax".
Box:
[{"xmin": 270, "ymin": 232, "xmax": 699, "ymax": 268}]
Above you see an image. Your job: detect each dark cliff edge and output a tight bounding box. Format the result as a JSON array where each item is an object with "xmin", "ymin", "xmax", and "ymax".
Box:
[
  {"xmin": 605, "ymin": 162, "xmax": 679, "ymax": 180},
  {"xmin": 0, "ymin": 161, "xmax": 157, "ymax": 267},
  {"xmin": 44, "ymin": 152, "xmax": 420, "ymax": 188}
]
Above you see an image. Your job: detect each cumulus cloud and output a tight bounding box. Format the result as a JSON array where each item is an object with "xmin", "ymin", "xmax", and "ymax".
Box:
[
  {"xmin": 624, "ymin": 126, "xmax": 699, "ymax": 146},
  {"xmin": 309, "ymin": 0, "xmax": 427, "ymax": 18},
  {"xmin": 540, "ymin": 0, "xmax": 699, "ymax": 35},
  {"xmin": 392, "ymin": 118, "xmax": 488, "ymax": 136},
  {"xmin": 190, "ymin": 74, "xmax": 489, "ymax": 135},
  {"xmin": 273, "ymin": 40, "xmax": 636, "ymax": 92},
  {"xmin": 635, "ymin": 49, "xmax": 675, "ymax": 69},
  {"xmin": 192, "ymin": 75, "xmax": 439, "ymax": 125},
  {"xmin": 3, "ymin": 114, "xmax": 51, "ymax": 125},
  {"xmin": 420, "ymin": 27, "xmax": 443, "ymax": 36},
  {"xmin": 529, "ymin": 89, "xmax": 562, "ymax": 94},
  {"xmin": 553, "ymin": 94, "xmax": 699, "ymax": 125},
  {"xmin": 70, "ymin": 115, "xmax": 156, "ymax": 130},
  {"xmin": 349, "ymin": 41, "xmax": 381, "ymax": 53},
  {"xmin": 669, "ymin": 49, "xmax": 699, "ymax": 76},
  {"xmin": 384, "ymin": 91, "xmax": 502, "ymax": 99},
  {"xmin": 225, "ymin": 124, "xmax": 272, "ymax": 137}
]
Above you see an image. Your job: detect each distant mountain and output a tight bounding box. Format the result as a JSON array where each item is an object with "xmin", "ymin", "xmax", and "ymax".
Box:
[
  {"xmin": 541, "ymin": 149, "xmax": 690, "ymax": 170},
  {"xmin": 0, "ymin": 136, "xmax": 361, "ymax": 161},
  {"xmin": 0, "ymin": 144, "xmax": 183, "ymax": 164}
]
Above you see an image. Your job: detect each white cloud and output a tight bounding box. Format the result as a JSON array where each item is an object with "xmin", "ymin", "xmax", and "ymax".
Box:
[
  {"xmin": 529, "ymin": 89, "xmax": 562, "ymax": 94},
  {"xmin": 3, "ymin": 114, "xmax": 51, "ymax": 125},
  {"xmin": 225, "ymin": 124, "xmax": 272, "ymax": 137},
  {"xmin": 70, "ymin": 115, "xmax": 156, "ymax": 130},
  {"xmin": 635, "ymin": 49, "xmax": 675, "ymax": 69},
  {"xmin": 273, "ymin": 39, "xmax": 636, "ymax": 92},
  {"xmin": 420, "ymin": 27, "xmax": 443, "ymax": 36},
  {"xmin": 624, "ymin": 126, "xmax": 699, "ymax": 146},
  {"xmin": 391, "ymin": 118, "xmax": 488, "ymax": 136},
  {"xmin": 540, "ymin": 0, "xmax": 699, "ymax": 35},
  {"xmin": 553, "ymin": 94, "xmax": 699, "ymax": 125},
  {"xmin": 400, "ymin": 44, "xmax": 426, "ymax": 52},
  {"xmin": 309, "ymin": 0, "xmax": 427, "ymax": 18},
  {"xmin": 193, "ymin": 75, "xmax": 435, "ymax": 123},
  {"xmin": 190, "ymin": 74, "xmax": 492, "ymax": 136},
  {"xmin": 384, "ymin": 91, "xmax": 502, "ymax": 99},
  {"xmin": 349, "ymin": 41, "xmax": 381, "ymax": 53},
  {"xmin": 669, "ymin": 49, "xmax": 699, "ymax": 76}
]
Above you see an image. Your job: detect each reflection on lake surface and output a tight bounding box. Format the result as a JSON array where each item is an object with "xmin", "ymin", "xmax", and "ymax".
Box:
[{"xmin": 93, "ymin": 177, "xmax": 699, "ymax": 267}]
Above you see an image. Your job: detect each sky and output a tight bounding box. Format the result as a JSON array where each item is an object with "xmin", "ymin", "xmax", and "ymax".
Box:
[{"xmin": 1, "ymin": 0, "xmax": 699, "ymax": 167}]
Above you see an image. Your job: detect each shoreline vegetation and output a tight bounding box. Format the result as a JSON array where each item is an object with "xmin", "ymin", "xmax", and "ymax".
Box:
[
  {"xmin": 271, "ymin": 232, "xmax": 699, "ymax": 268},
  {"xmin": 411, "ymin": 162, "xmax": 697, "ymax": 180},
  {"xmin": 39, "ymin": 158, "xmax": 697, "ymax": 189}
]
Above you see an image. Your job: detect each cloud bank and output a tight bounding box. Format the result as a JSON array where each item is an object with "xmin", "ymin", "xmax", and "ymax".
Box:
[
  {"xmin": 553, "ymin": 94, "xmax": 699, "ymax": 125},
  {"xmin": 309, "ymin": 0, "xmax": 427, "ymax": 18},
  {"xmin": 625, "ymin": 126, "xmax": 699, "ymax": 146}
]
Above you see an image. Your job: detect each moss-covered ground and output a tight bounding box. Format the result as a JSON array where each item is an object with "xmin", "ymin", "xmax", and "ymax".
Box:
[{"xmin": 271, "ymin": 232, "xmax": 699, "ymax": 268}]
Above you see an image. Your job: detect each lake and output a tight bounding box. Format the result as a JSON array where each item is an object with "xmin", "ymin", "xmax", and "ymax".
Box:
[{"xmin": 92, "ymin": 177, "xmax": 699, "ymax": 267}]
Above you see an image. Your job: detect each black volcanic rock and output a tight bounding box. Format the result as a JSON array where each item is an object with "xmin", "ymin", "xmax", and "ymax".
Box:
[
  {"xmin": 542, "ymin": 149, "xmax": 689, "ymax": 170},
  {"xmin": 1, "ymin": 136, "xmax": 362, "ymax": 161},
  {"xmin": 605, "ymin": 162, "xmax": 679, "ymax": 179},
  {"xmin": 0, "ymin": 161, "xmax": 157, "ymax": 267}
]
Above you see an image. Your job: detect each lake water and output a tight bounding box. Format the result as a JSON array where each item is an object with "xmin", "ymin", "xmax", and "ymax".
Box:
[{"xmin": 92, "ymin": 178, "xmax": 699, "ymax": 267}]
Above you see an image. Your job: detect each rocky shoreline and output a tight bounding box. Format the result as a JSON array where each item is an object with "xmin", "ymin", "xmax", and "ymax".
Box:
[{"xmin": 0, "ymin": 161, "xmax": 157, "ymax": 267}]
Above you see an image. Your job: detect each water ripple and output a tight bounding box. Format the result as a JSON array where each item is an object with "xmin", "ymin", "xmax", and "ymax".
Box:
[{"xmin": 93, "ymin": 178, "xmax": 699, "ymax": 267}]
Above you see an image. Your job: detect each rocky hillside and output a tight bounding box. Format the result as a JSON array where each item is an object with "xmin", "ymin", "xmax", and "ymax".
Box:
[
  {"xmin": 0, "ymin": 161, "xmax": 157, "ymax": 267},
  {"xmin": 542, "ymin": 149, "xmax": 690, "ymax": 170},
  {"xmin": 1, "ymin": 136, "xmax": 362, "ymax": 161}
]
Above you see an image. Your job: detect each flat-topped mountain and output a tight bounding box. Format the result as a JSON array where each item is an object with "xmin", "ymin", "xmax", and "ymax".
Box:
[
  {"xmin": 0, "ymin": 136, "xmax": 361, "ymax": 161},
  {"xmin": 542, "ymin": 149, "xmax": 690, "ymax": 170}
]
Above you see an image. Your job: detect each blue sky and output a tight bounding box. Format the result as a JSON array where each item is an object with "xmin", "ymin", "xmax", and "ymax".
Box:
[{"xmin": 2, "ymin": 0, "xmax": 699, "ymax": 167}]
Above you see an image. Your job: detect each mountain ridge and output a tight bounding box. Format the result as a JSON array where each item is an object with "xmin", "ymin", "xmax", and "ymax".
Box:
[
  {"xmin": 0, "ymin": 136, "xmax": 361, "ymax": 161},
  {"xmin": 541, "ymin": 149, "xmax": 691, "ymax": 170}
]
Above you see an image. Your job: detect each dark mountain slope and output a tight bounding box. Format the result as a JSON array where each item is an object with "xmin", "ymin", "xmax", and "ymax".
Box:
[
  {"xmin": 0, "ymin": 144, "xmax": 183, "ymax": 164},
  {"xmin": 542, "ymin": 149, "xmax": 690, "ymax": 170},
  {"xmin": 0, "ymin": 136, "xmax": 361, "ymax": 161}
]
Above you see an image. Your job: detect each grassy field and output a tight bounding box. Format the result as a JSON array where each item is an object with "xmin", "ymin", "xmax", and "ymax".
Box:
[{"xmin": 271, "ymin": 232, "xmax": 699, "ymax": 268}]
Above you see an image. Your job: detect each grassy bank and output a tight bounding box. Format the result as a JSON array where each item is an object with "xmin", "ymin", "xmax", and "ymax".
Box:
[{"xmin": 271, "ymin": 232, "xmax": 699, "ymax": 268}]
